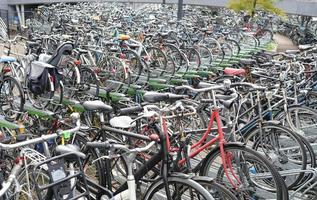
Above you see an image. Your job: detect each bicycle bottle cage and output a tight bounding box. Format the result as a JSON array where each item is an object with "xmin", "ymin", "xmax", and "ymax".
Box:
[{"xmin": 47, "ymin": 42, "xmax": 74, "ymax": 67}]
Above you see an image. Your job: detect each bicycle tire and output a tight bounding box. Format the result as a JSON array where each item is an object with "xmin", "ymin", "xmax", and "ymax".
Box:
[
  {"xmin": 77, "ymin": 67, "xmax": 100, "ymax": 101},
  {"xmin": 14, "ymin": 166, "xmax": 53, "ymax": 200},
  {"xmin": 196, "ymin": 45, "xmax": 212, "ymax": 65},
  {"xmin": 275, "ymin": 105, "xmax": 317, "ymax": 143},
  {"xmin": 97, "ymin": 56, "xmax": 127, "ymax": 92},
  {"xmin": 121, "ymin": 49, "xmax": 142, "ymax": 84},
  {"xmin": 243, "ymin": 123, "xmax": 307, "ymax": 189},
  {"xmin": 199, "ymin": 143, "xmax": 289, "ymax": 200},
  {"xmin": 145, "ymin": 46, "xmax": 168, "ymax": 77},
  {"xmin": 143, "ymin": 176, "xmax": 214, "ymax": 200},
  {"xmin": 62, "ymin": 62, "xmax": 80, "ymax": 99},
  {"xmin": 183, "ymin": 47, "xmax": 201, "ymax": 70},
  {"xmin": 192, "ymin": 176, "xmax": 238, "ymax": 200},
  {"xmin": 0, "ymin": 76, "xmax": 25, "ymax": 121}
]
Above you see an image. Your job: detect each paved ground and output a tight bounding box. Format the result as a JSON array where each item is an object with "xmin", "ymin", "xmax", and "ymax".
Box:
[{"xmin": 273, "ymin": 33, "xmax": 298, "ymax": 52}]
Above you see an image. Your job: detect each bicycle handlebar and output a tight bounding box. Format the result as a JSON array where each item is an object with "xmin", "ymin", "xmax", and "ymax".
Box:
[
  {"xmin": 175, "ymin": 84, "xmax": 225, "ymax": 93},
  {"xmin": 86, "ymin": 141, "xmax": 156, "ymax": 154},
  {"xmin": 0, "ymin": 113, "xmax": 81, "ymax": 150},
  {"xmin": 231, "ymin": 82, "xmax": 266, "ymax": 91}
]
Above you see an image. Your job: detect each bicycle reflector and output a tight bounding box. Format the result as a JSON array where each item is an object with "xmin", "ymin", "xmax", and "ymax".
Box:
[
  {"xmin": 3, "ymin": 66, "xmax": 11, "ymax": 73},
  {"xmin": 74, "ymin": 60, "xmax": 81, "ymax": 65}
]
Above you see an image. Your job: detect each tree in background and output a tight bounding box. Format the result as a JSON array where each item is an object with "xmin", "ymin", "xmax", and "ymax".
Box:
[{"xmin": 227, "ymin": 0, "xmax": 285, "ymax": 17}]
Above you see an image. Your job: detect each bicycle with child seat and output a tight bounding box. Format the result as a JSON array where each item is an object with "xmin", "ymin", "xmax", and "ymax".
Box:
[{"xmin": 0, "ymin": 113, "xmax": 91, "ymax": 200}]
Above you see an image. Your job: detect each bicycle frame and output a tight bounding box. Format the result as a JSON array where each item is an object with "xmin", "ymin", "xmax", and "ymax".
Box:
[{"xmin": 175, "ymin": 107, "xmax": 241, "ymax": 188}]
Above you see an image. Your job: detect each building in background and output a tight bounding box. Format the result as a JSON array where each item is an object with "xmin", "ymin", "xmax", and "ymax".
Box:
[{"xmin": 0, "ymin": 0, "xmax": 317, "ymax": 34}]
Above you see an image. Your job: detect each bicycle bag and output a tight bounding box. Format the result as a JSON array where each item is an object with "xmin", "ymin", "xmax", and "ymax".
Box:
[{"xmin": 27, "ymin": 61, "xmax": 53, "ymax": 95}]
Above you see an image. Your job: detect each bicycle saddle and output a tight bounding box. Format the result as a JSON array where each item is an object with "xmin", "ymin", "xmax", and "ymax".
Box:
[
  {"xmin": 109, "ymin": 116, "xmax": 136, "ymax": 129},
  {"xmin": 192, "ymin": 38, "xmax": 199, "ymax": 42},
  {"xmin": 82, "ymin": 100, "xmax": 113, "ymax": 113},
  {"xmin": 119, "ymin": 35, "xmax": 130, "ymax": 41},
  {"xmin": 0, "ymin": 56, "xmax": 16, "ymax": 63},
  {"xmin": 285, "ymin": 49, "xmax": 300, "ymax": 54},
  {"xmin": 239, "ymin": 59, "xmax": 256, "ymax": 65},
  {"xmin": 33, "ymin": 60, "xmax": 55, "ymax": 68},
  {"xmin": 26, "ymin": 41, "xmax": 40, "ymax": 48},
  {"xmin": 143, "ymin": 33, "xmax": 154, "ymax": 38},
  {"xmin": 16, "ymin": 134, "xmax": 33, "ymax": 142},
  {"xmin": 219, "ymin": 99, "xmax": 234, "ymax": 109},
  {"xmin": 298, "ymin": 44, "xmax": 314, "ymax": 51},
  {"xmin": 55, "ymin": 144, "xmax": 86, "ymax": 161},
  {"xmin": 224, "ymin": 67, "xmax": 246, "ymax": 76}
]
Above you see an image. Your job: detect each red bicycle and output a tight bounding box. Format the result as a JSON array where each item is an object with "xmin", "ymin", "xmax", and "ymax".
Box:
[{"xmin": 153, "ymin": 83, "xmax": 289, "ymax": 200}]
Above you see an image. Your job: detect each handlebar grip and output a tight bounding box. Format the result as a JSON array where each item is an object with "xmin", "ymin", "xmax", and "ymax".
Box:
[
  {"xmin": 118, "ymin": 106, "xmax": 143, "ymax": 115},
  {"xmin": 167, "ymin": 94, "xmax": 188, "ymax": 101},
  {"xmin": 86, "ymin": 141, "xmax": 111, "ymax": 149},
  {"xmin": 143, "ymin": 92, "xmax": 169, "ymax": 103}
]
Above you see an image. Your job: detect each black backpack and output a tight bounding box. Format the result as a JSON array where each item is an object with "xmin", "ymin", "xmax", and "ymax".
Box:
[{"xmin": 27, "ymin": 61, "xmax": 50, "ymax": 95}]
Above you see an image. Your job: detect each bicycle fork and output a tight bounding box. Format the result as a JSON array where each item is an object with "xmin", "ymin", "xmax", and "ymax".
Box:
[{"xmin": 215, "ymin": 109, "xmax": 242, "ymax": 189}]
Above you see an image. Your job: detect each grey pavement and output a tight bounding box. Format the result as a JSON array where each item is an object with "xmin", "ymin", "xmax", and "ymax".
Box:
[{"xmin": 273, "ymin": 34, "xmax": 298, "ymax": 52}]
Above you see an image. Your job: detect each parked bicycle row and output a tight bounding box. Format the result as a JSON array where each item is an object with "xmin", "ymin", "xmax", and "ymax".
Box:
[
  {"xmin": 276, "ymin": 14, "xmax": 317, "ymax": 45},
  {"xmin": 0, "ymin": 3, "xmax": 316, "ymax": 200}
]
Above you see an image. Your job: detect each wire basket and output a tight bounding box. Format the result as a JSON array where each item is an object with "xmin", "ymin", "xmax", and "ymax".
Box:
[{"xmin": 21, "ymin": 147, "xmax": 47, "ymax": 167}]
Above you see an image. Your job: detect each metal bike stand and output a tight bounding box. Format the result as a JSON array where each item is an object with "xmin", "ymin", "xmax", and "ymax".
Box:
[
  {"xmin": 245, "ymin": 168, "xmax": 317, "ymax": 199},
  {"xmin": 288, "ymin": 168, "xmax": 317, "ymax": 199}
]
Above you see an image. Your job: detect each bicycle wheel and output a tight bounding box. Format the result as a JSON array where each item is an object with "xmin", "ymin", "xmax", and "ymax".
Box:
[
  {"xmin": 143, "ymin": 176, "xmax": 214, "ymax": 200},
  {"xmin": 184, "ymin": 47, "xmax": 201, "ymax": 70},
  {"xmin": 121, "ymin": 49, "xmax": 142, "ymax": 83},
  {"xmin": 97, "ymin": 56, "xmax": 128, "ymax": 92},
  {"xmin": 14, "ymin": 167, "xmax": 53, "ymax": 200},
  {"xmin": 77, "ymin": 67, "xmax": 100, "ymax": 101},
  {"xmin": 0, "ymin": 76, "xmax": 25, "ymax": 121},
  {"xmin": 221, "ymin": 43, "xmax": 233, "ymax": 61},
  {"xmin": 192, "ymin": 176, "xmax": 238, "ymax": 200},
  {"xmin": 199, "ymin": 143, "xmax": 288, "ymax": 200},
  {"xmin": 62, "ymin": 62, "xmax": 80, "ymax": 99},
  {"xmin": 162, "ymin": 44, "xmax": 188, "ymax": 73},
  {"xmin": 196, "ymin": 45, "xmax": 212, "ymax": 65},
  {"xmin": 145, "ymin": 46, "xmax": 168, "ymax": 77},
  {"xmin": 225, "ymin": 38, "xmax": 240, "ymax": 56},
  {"xmin": 26, "ymin": 74, "xmax": 54, "ymax": 110},
  {"xmin": 275, "ymin": 106, "xmax": 317, "ymax": 143},
  {"xmin": 255, "ymin": 29, "xmax": 274, "ymax": 44},
  {"xmin": 163, "ymin": 55, "xmax": 176, "ymax": 78},
  {"xmin": 243, "ymin": 123, "xmax": 307, "ymax": 189}
]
